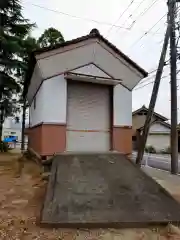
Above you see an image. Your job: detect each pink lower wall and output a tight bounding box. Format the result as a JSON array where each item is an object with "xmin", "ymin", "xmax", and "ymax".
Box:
[
  {"xmin": 28, "ymin": 123, "xmax": 132, "ymax": 158},
  {"xmin": 28, "ymin": 123, "xmax": 66, "ymax": 157},
  {"xmin": 112, "ymin": 126, "xmax": 132, "ymax": 155}
]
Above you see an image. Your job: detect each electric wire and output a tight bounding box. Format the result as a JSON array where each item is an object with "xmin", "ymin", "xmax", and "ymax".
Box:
[
  {"xmin": 133, "ymin": 74, "xmax": 170, "ymax": 91},
  {"xmin": 118, "ymin": 0, "xmax": 147, "ymax": 31},
  {"xmin": 129, "ymin": 13, "xmax": 167, "ymax": 49},
  {"xmin": 23, "ymin": 1, "xmax": 134, "ymax": 30},
  {"xmin": 128, "ymin": 0, "xmax": 160, "ymax": 30},
  {"xmin": 105, "ymin": 0, "xmax": 135, "ymax": 36}
]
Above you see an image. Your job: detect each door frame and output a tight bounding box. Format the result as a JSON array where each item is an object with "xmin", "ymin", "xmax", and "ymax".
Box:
[{"xmin": 66, "ymin": 79, "xmax": 113, "ymax": 151}]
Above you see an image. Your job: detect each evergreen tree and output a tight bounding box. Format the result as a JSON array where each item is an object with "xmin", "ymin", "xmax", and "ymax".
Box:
[{"xmin": 0, "ymin": 0, "xmax": 34, "ymax": 141}]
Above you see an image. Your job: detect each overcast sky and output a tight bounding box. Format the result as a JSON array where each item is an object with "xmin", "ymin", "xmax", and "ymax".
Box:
[{"xmin": 21, "ymin": 0, "xmax": 180, "ymax": 122}]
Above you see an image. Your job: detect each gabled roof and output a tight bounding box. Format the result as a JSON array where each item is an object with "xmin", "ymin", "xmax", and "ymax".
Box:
[
  {"xmin": 138, "ymin": 120, "xmax": 171, "ymax": 131},
  {"xmin": 24, "ymin": 28, "xmax": 148, "ymax": 97},
  {"xmin": 34, "ymin": 29, "xmax": 148, "ymax": 76},
  {"xmin": 132, "ymin": 105, "xmax": 168, "ymax": 121}
]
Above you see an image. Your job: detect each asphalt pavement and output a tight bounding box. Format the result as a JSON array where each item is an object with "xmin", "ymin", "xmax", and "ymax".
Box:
[{"xmin": 131, "ymin": 152, "xmax": 180, "ymax": 172}]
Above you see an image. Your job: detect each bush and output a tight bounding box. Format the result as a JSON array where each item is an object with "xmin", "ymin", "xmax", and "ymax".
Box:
[
  {"xmin": 0, "ymin": 142, "xmax": 9, "ymax": 152},
  {"xmin": 145, "ymin": 145, "xmax": 156, "ymax": 153},
  {"xmin": 160, "ymin": 146, "xmax": 171, "ymax": 154}
]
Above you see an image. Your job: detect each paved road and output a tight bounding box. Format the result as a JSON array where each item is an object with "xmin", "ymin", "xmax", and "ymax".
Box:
[{"xmin": 131, "ymin": 152, "xmax": 180, "ymax": 172}]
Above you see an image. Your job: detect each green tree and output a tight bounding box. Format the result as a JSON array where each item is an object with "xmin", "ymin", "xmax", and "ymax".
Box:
[
  {"xmin": 0, "ymin": 0, "xmax": 34, "ymax": 142},
  {"xmin": 19, "ymin": 28, "xmax": 64, "ymax": 151},
  {"xmin": 38, "ymin": 27, "xmax": 65, "ymax": 48},
  {"xmin": 20, "ymin": 28, "xmax": 65, "ymax": 150}
]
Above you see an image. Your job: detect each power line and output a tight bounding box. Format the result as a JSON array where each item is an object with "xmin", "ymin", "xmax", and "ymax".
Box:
[
  {"xmin": 128, "ymin": 0, "xmax": 160, "ymax": 30},
  {"xmin": 24, "ymin": 1, "xmax": 168, "ymax": 36},
  {"xmin": 135, "ymin": 24, "xmax": 170, "ymax": 165},
  {"xmin": 151, "ymin": 5, "xmax": 180, "ymax": 45},
  {"xmin": 133, "ymin": 74, "xmax": 170, "ymax": 91},
  {"xmin": 134, "ymin": 65, "xmax": 180, "ymax": 91},
  {"xmin": 129, "ymin": 13, "xmax": 166, "ymax": 49},
  {"xmin": 150, "ymin": 22, "xmax": 167, "ymax": 37},
  {"xmin": 137, "ymin": 23, "xmax": 167, "ymax": 51},
  {"xmin": 137, "ymin": 64, "xmax": 169, "ymax": 86},
  {"xmin": 23, "ymin": 1, "xmax": 133, "ymax": 30},
  {"xmin": 105, "ymin": 0, "xmax": 135, "ymax": 36},
  {"xmin": 137, "ymin": 71, "xmax": 166, "ymax": 87},
  {"xmin": 135, "ymin": 59, "xmax": 180, "ymax": 88},
  {"xmin": 135, "ymin": 30, "xmax": 180, "ymax": 90},
  {"xmin": 118, "ymin": 0, "xmax": 147, "ymax": 31}
]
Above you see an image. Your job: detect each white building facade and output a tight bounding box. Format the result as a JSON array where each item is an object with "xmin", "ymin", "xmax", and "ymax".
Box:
[{"xmin": 26, "ymin": 29, "xmax": 147, "ymax": 158}]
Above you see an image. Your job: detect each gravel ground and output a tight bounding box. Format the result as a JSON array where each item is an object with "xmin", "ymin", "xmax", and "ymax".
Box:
[{"xmin": 0, "ymin": 152, "xmax": 179, "ymax": 239}]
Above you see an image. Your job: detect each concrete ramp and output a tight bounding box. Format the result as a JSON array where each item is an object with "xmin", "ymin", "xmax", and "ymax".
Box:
[{"xmin": 41, "ymin": 153, "xmax": 180, "ymax": 227}]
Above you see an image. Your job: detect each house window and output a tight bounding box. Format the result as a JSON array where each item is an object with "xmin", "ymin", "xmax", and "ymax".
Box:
[{"xmin": 34, "ymin": 97, "xmax": 36, "ymax": 109}]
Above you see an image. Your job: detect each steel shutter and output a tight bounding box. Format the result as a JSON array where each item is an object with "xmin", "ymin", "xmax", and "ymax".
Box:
[{"xmin": 66, "ymin": 81, "xmax": 110, "ymax": 151}]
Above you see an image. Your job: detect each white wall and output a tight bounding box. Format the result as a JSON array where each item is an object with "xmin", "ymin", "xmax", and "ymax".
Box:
[
  {"xmin": 72, "ymin": 63, "xmax": 110, "ymax": 78},
  {"xmin": 27, "ymin": 63, "xmax": 42, "ymax": 104},
  {"xmin": 29, "ymin": 75, "xmax": 67, "ymax": 126},
  {"xmin": 149, "ymin": 122, "xmax": 170, "ymax": 133},
  {"xmin": 38, "ymin": 42, "xmax": 143, "ymax": 89},
  {"xmin": 29, "ymin": 83, "xmax": 44, "ymax": 126},
  {"xmin": 146, "ymin": 122, "xmax": 170, "ymax": 151},
  {"xmin": 28, "ymin": 39, "xmax": 146, "ymax": 104},
  {"xmin": 146, "ymin": 135, "xmax": 170, "ymax": 151},
  {"xmin": 38, "ymin": 44, "xmax": 95, "ymax": 80},
  {"xmin": 113, "ymin": 84, "xmax": 132, "ymax": 126},
  {"xmin": 29, "ymin": 73, "xmax": 132, "ymax": 128},
  {"xmin": 94, "ymin": 42, "xmax": 142, "ymax": 89},
  {"xmin": 43, "ymin": 75, "xmax": 67, "ymax": 123}
]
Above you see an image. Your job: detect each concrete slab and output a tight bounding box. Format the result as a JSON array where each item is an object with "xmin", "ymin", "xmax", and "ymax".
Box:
[
  {"xmin": 41, "ymin": 153, "xmax": 180, "ymax": 228},
  {"xmin": 143, "ymin": 166, "xmax": 180, "ymax": 200}
]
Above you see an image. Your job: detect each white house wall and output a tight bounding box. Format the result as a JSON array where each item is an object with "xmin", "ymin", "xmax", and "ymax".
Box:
[
  {"xmin": 27, "ymin": 40, "xmax": 145, "ymax": 104},
  {"xmin": 27, "ymin": 63, "xmax": 42, "ymax": 103},
  {"xmin": 35, "ymin": 38, "xmax": 96, "ymax": 60},
  {"xmin": 149, "ymin": 122, "xmax": 170, "ymax": 133},
  {"xmin": 94, "ymin": 43, "xmax": 142, "ymax": 89},
  {"xmin": 71, "ymin": 63, "xmax": 110, "ymax": 78},
  {"xmin": 146, "ymin": 135, "xmax": 170, "ymax": 151},
  {"xmin": 146, "ymin": 122, "xmax": 170, "ymax": 151},
  {"xmin": 99, "ymin": 41, "xmax": 143, "ymax": 79},
  {"xmin": 43, "ymin": 75, "xmax": 67, "ymax": 124},
  {"xmin": 38, "ymin": 44, "xmax": 95, "ymax": 80},
  {"xmin": 38, "ymin": 42, "xmax": 142, "ymax": 89},
  {"xmin": 29, "ymin": 75, "xmax": 67, "ymax": 127},
  {"xmin": 113, "ymin": 84, "xmax": 132, "ymax": 126},
  {"xmin": 29, "ymin": 83, "xmax": 44, "ymax": 127},
  {"xmin": 29, "ymin": 73, "xmax": 132, "ymax": 128}
]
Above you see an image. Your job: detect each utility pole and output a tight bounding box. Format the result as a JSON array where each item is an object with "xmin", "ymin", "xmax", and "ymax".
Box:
[
  {"xmin": 168, "ymin": 0, "xmax": 178, "ymax": 174},
  {"xmin": 136, "ymin": 24, "xmax": 170, "ymax": 165}
]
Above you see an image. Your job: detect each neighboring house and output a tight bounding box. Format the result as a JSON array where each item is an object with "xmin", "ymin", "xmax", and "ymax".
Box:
[
  {"xmin": 2, "ymin": 117, "xmax": 28, "ymax": 148},
  {"xmin": 138, "ymin": 121, "xmax": 171, "ymax": 151},
  {"xmin": 25, "ymin": 28, "xmax": 147, "ymax": 159},
  {"xmin": 132, "ymin": 105, "xmax": 170, "ymax": 151}
]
